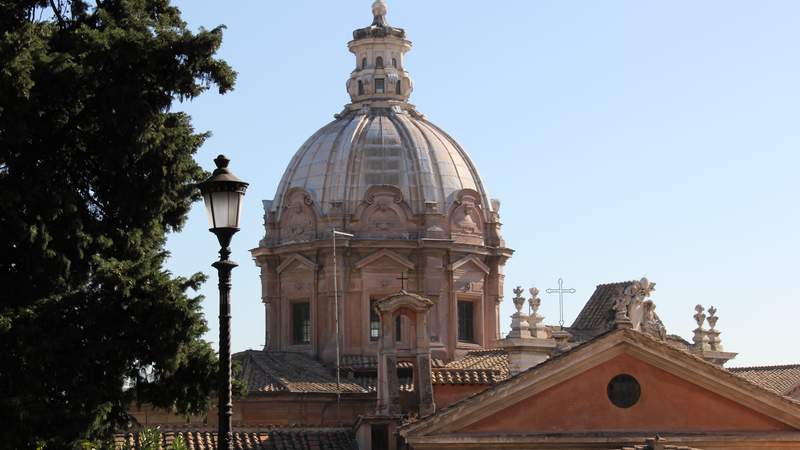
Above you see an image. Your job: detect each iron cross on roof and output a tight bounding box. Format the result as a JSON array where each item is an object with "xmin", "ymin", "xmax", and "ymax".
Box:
[
  {"xmin": 546, "ymin": 278, "xmax": 576, "ymax": 327},
  {"xmin": 397, "ymin": 273, "xmax": 409, "ymax": 291}
]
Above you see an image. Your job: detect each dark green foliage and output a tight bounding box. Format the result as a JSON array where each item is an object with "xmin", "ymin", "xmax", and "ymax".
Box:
[{"xmin": 0, "ymin": 1, "xmax": 236, "ymax": 448}]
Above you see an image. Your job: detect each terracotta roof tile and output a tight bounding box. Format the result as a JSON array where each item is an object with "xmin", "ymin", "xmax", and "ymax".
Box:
[
  {"xmin": 116, "ymin": 429, "xmax": 357, "ymax": 450},
  {"xmin": 432, "ymin": 349, "xmax": 510, "ymax": 385},
  {"xmin": 237, "ymin": 351, "xmax": 367, "ymax": 394},
  {"xmin": 729, "ymin": 364, "xmax": 800, "ymax": 396}
]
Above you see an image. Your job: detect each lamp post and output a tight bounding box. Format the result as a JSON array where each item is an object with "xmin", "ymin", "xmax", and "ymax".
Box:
[
  {"xmin": 331, "ymin": 229, "xmax": 354, "ymax": 423},
  {"xmin": 198, "ymin": 155, "xmax": 248, "ymax": 450}
]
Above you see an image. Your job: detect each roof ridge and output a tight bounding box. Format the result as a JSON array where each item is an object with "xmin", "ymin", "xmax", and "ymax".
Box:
[
  {"xmin": 729, "ymin": 363, "xmax": 800, "ymax": 371},
  {"xmin": 595, "ymin": 280, "xmax": 637, "ymax": 287}
]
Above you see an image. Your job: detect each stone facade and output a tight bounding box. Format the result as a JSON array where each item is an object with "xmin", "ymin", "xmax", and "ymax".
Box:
[{"xmin": 251, "ymin": 0, "xmax": 513, "ymax": 366}]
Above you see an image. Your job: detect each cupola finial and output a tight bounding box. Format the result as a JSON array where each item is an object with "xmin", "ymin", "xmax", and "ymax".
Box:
[{"xmin": 372, "ymin": 0, "xmax": 389, "ymax": 26}]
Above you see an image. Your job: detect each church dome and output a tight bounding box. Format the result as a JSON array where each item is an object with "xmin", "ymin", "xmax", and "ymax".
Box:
[
  {"xmin": 272, "ymin": 107, "xmax": 492, "ymax": 219},
  {"xmin": 270, "ymin": 1, "xmax": 493, "ymax": 224}
]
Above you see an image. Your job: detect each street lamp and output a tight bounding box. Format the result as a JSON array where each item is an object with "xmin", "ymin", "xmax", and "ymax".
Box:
[{"xmin": 197, "ymin": 155, "xmax": 248, "ymax": 450}]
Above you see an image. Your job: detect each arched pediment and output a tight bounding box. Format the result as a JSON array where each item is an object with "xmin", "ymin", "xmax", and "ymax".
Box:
[
  {"xmin": 448, "ymin": 189, "xmax": 485, "ymax": 242},
  {"xmin": 352, "ymin": 185, "xmax": 415, "ymax": 238},
  {"xmin": 374, "ymin": 291, "xmax": 434, "ymax": 314},
  {"xmin": 278, "ymin": 188, "xmax": 318, "ymax": 242}
]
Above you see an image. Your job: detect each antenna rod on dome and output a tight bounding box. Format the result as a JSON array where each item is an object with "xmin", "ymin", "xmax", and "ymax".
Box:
[
  {"xmin": 372, "ymin": 0, "xmax": 389, "ymax": 26},
  {"xmin": 332, "ymin": 229, "xmax": 354, "ymax": 424}
]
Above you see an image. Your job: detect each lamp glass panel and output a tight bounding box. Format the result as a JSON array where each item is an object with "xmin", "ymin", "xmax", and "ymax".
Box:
[
  {"xmin": 227, "ymin": 191, "xmax": 242, "ymax": 228},
  {"xmin": 236, "ymin": 192, "xmax": 244, "ymax": 227},
  {"xmin": 202, "ymin": 193, "xmax": 215, "ymax": 228},
  {"xmin": 210, "ymin": 191, "xmax": 232, "ymax": 228}
]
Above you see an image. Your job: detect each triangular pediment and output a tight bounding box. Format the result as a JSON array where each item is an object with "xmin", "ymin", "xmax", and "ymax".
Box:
[
  {"xmin": 355, "ymin": 249, "xmax": 414, "ymax": 270},
  {"xmin": 402, "ymin": 330, "xmax": 800, "ymax": 439},
  {"xmin": 448, "ymin": 255, "xmax": 490, "ymax": 274},
  {"xmin": 276, "ymin": 253, "xmax": 317, "ymax": 274}
]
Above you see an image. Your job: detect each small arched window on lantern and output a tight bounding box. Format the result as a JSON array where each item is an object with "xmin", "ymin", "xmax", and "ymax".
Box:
[
  {"xmin": 392, "ymin": 58, "xmax": 398, "ymax": 68},
  {"xmin": 376, "ymin": 56, "xmax": 384, "ymax": 69},
  {"xmin": 362, "ymin": 57, "xmax": 368, "ymax": 69},
  {"xmin": 358, "ymin": 80, "xmax": 364, "ymax": 95},
  {"xmin": 395, "ymin": 80, "xmax": 402, "ymax": 95}
]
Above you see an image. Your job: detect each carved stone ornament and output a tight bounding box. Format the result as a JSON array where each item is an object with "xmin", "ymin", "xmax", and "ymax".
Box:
[
  {"xmin": 624, "ymin": 277, "xmax": 655, "ymax": 305},
  {"xmin": 692, "ymin": 304, "xmax": 710, "ymax": 350},
  {"xmin": 693, "ymin": 304, "xmax": 706, "ymax": 328},
  {"xmin": 356, "ymin": 185, "xmax": 412, "ymax": 238},
  {"xmin": 612, "ymin": 295, "xmax": 633, "ymax": 329},
  {"xmin": 280, "ymin": 189, "xmax": 315, "ymax": 240},
  {"xmin": 507, "ymin": 286, "xmax": 532, "ymax": 339},
  {"xmin": 641, "ymin": 300, "xmax": 666, "ymax": 339},
  {"xmin": 450, "ymin": 190, "xmax": 483, "ymax": 236},
  {"xmin": 528, "ymin": 287, "xmax": 541, "ymax": 317},
  {"xmin": 706, "ymin": 305, "xmax": 722, "ymax": 351},
  {"xmin": 512, "ymin": 286, "xmax": 526, "ymax": 314}
]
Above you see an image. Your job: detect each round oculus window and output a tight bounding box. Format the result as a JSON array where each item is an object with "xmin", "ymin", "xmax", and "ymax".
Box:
[{"xmin": 607, "ymin": 374, "xmax": 641, "ymax": 408}]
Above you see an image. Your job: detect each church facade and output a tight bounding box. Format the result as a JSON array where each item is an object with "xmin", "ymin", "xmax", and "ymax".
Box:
[{"xmin": 122, "ymin": 2, "xmax": 800, "ymax": 449}]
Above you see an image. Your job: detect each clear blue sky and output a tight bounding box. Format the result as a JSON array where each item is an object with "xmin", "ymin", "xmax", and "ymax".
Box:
[{"xmin": 166, "ymin": 1, "xmax": 800, "ymax": 367}]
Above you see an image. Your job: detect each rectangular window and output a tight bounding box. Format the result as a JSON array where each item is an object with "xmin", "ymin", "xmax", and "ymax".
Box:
[
  {"xmin": 375, "ymin": 78, "xmax": 385, "ymax": 94},
  {"xmin": 292, "ymin": 302, "xmax": 311, "ymax": 345},
  {"xmin": 370, "ymin": 300, "xmax": 380, "ymax": 341},
  {"xmin": 395, "ymin": 315, "xmax": 402, "ymax": 342},
  {"xmin": 458, "ymin": 301, "xmax": 475, "ymax": 343}
]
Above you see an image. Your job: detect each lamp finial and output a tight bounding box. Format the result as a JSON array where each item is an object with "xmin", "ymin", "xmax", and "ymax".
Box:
[{"xmin": 214, "ymin": 154, "xmax": 230, "ymax": 169}]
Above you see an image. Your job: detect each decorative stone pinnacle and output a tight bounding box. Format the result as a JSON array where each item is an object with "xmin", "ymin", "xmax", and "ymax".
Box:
[
  {"xmin": 372, "ymin": 0, "xmax": 389, "ymax": 26},
  {"xmin": 706, "ymin": 305, "xmax": 722, "ymax": 351},
  {"xmin": 692, "ymin": 304, "xmax": 710, "ymax": 350},
  {"xmin": 693, "ymin": 304, "xmax": 706, "ymax": 328},
  {"xmin": 528, "ymin": 287, "xmax": 541, "ymax": 316},
  {"xmin": 507, "ymin": 285, "xmax": 532, "ymax": 339},
  {"xmin": 707, "ymin": 306, "xmax": 718, "ymax": 330},
  {"xmin": 512, "ymin": 286, "xmax": 525, "ymax": 314}
]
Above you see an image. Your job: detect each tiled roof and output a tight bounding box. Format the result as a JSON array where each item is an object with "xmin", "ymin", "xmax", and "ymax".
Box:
[
  {"xmin": 237, "ymin": 348, "xmax": 510, "ymax": 391},
  {"xmin": 116, "ymin": 429, "xmax": 357, "ymax": 450},
  {"xmin": 432, "ymin": 368, "xmax": 503, "ymax": 385},
  {"xmin": 444, "ymin": 349, "xmax": 508, "ymax": 373},
  {"xmin": 339, "ymin": 355, "xmax": 444, "ymax": 371},
  {"xmin": 569, "ymin": 281, "xmax": 666, "ymax": 342},
  {"xmin": 350, "ymin": 374, "xmax": 414, "ymax": 392},
  {"xmin": 729, "ymin": 364, "xmax": 800, "ymax": 396},
  {"xmin": 570, "ymin": 281, "xmax": 633, "ymax": 331},
  {"xmin": 237, "ymin": 351, "xmax": 367, "ymax": 394},
  {"xmin": 432, "ymin": 349, "xmax": 510, "ymax": 385}
]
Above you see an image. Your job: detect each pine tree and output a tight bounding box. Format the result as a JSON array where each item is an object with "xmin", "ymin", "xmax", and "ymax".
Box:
[{"xmin": 0, "ymin": 1, "xmax": 236, "ymax": 448}]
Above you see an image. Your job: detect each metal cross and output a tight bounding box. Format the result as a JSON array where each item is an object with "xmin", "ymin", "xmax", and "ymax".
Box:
[
  {"xmin": 397, "ymin": 273, "xmax": 409, "ymax": 291},
  {"xmin": 546, "ymin": 278, "xmax": 576, "ymax": 327}
]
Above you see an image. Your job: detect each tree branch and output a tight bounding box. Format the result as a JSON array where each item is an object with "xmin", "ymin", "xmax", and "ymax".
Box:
[{"xmin": 49, "ymin": 0, "xmax": 66, "ymax": 27}]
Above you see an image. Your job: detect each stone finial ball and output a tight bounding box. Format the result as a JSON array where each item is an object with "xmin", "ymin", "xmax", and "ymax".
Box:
[{"xmin": 372, "ymin": 0, "xmax": 388, "ymax": 17}]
